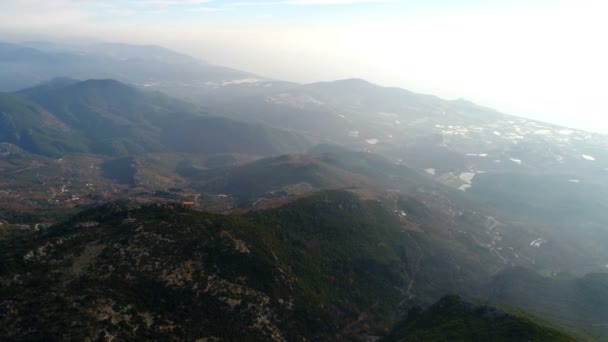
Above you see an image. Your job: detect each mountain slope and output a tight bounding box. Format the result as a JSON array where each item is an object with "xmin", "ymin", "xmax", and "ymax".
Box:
[
  {"xmin": 17, "ymin": 78, "xmax": 189, "ymax": 155},
  {"xmin": 0, "ymin": 92, "xmax": 88, "ymax": 156},
  {"xmin": 161, "ymin": 115, "xmax": 310, "ymax": 157}
]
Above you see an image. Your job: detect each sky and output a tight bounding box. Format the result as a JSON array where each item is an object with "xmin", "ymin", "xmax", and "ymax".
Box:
[{"xmin": 1, "ymin": 0, "xmax": 607, "ymax": 132}]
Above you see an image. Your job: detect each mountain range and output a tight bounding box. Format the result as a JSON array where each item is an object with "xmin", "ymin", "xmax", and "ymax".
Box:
[{"xmin": 1, "ymin": 40, "xmax": 607, "ymax": 340}]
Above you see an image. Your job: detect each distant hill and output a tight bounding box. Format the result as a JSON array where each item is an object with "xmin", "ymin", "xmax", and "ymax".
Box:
[
  {"xmin": 0, "ymin": 79, "xmax": 309, "ymax": 157},
  {"xmin": 0, "ymin": 41, "xmax": 253, "ymax": 92},
  {"xmin": 385, "ymin": 295, "xmax": 574, "ymax": 341}
]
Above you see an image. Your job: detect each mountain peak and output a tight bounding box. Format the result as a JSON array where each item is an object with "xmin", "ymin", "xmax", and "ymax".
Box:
[{"xmin": 310, "ymin": 78, "xmax": 379, "ymax": 89}]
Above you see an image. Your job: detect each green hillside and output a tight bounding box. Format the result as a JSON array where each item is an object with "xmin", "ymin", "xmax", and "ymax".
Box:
[{"xmin": 160, "ymin": 114, "xmax": 310, "ymax": 156}]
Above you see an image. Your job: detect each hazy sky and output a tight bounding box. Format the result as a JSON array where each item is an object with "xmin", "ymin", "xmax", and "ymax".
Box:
[{"xmin": 1, "ymin": 0, "xmax": 607, "ymax": 132}]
